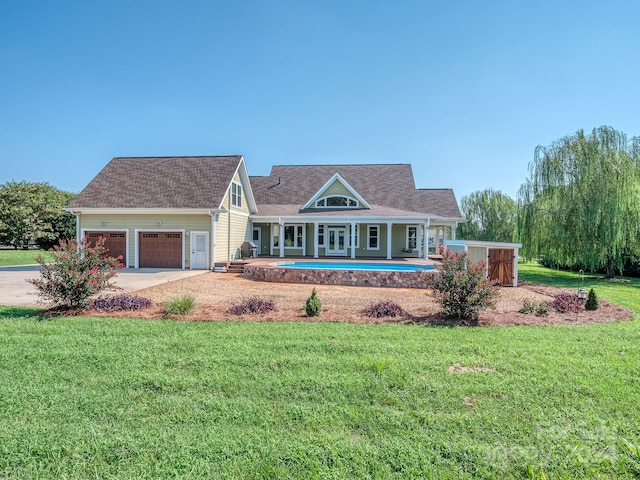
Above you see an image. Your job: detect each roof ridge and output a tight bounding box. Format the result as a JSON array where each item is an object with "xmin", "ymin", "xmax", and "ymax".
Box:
[{"xmin": 112, "ymin": 155, "xmax": 243, "ymax": 160}]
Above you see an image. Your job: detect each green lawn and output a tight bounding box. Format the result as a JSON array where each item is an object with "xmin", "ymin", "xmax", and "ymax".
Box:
[
  {"xmin": 1, "ymin": 265, "xmax": 640, "ymax": 478},
  {"xmin": 519, "ymin": 262, "xmax": 640, "ymax": 314},
  {"xmin": 0, "ymin": 248, "xmax": 53, "ymax": 266}
]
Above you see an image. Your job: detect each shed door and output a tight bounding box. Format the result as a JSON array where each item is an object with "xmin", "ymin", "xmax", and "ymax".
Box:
[
  {"xmin": 488, "ymin": 248, "xmax": 514, "ymax": 286},
  {"xmin": 139, "ymin": 232, "xmax": 182, "ymax": 268},
  {"xmin": 85, "ymin": 231, "xmax": 126, "ymax": 264}
]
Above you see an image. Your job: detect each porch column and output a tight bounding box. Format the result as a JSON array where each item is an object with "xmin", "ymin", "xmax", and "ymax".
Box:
[
  {"xmin": 424, "ymin": 221, "xmax": 429, "ymax": 259},
  {"xmin": 451, "ymin": 222, "xmax": 457, "ymax": 240},
  {"xmin": 313, "ymin": 222, "xmax": 319, "ymax": 258},
  {"xmin": 417, "ymin": 224, "xmax": 423, "ymax": 258},
  {"xmin": 302, "ymin": 224, "xmax": 306, "ymax": 256},
  {"xmin": 279, "ymin": 222, "xmax": 285, "ymax": 258},
  {"xmin": 350, "ymin": 221, "xmax": 356, "ymax": 259},
  {"xmin": 386, "ymin": 222, "xmax": 392, "ymax": 260}
]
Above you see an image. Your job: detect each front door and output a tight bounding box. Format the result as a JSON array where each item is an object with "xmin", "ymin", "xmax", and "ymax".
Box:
[
  {"xmin": 252, "ymin": 227, "xmax": 261, "ymax": 255},
  {"xmin": 327, "ymin": 227, "xmax": 347, "ymax": 256},
  {"xmin": 190, "ymin": 232, "xmax": 209, "ymax": 269}
]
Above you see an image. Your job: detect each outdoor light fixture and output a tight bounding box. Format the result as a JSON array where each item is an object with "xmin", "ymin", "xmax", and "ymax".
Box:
[
  {"xmin": 156, "ymin": 220, "xmax": 162, "ymax": 226},
  {"xmin": 102, "ymin": 220, "xmax": 107, "ymax": 225}
]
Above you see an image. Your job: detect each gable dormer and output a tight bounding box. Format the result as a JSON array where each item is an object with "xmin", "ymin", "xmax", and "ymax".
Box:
[{"xmin": 302, "ymin": 173, "xmax": 372, "ymax": 210}]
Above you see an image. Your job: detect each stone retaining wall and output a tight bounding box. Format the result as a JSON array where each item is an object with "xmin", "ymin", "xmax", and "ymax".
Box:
[{"xmin": 244, "ymin": 265, "xmax": 432, "ymax": 288}]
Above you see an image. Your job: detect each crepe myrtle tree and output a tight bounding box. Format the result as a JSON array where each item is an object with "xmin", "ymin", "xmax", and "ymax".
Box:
[
  {"xmin": 518, "ymin": 126, "xmax": 640, "ymax": 278},
  {"xmin": 424, "ymin": 247, "xmax": 496, "ymax": 322},
  {"xmin": 28, "ymin": 237, "xmax": 123, "ymax": 309}
]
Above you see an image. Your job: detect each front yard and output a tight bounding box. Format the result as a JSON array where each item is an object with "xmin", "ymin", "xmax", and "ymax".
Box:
[{"xmin": 1, "ymin": 263, "xmax": 640, "ymax": 478}]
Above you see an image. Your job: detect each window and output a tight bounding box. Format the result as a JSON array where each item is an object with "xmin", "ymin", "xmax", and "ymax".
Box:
[
  {"xmin": 407, "ymin": 226, "xmax": 417, "ymax": 250},
  {"xmin": 284, "ymin": 225, "xmax": 303, "ymax": 248},
  {"xmin": 367, "ymin": 225, "xmax": 379, "ymax": 250},
  {"xmin": 231, "ymin": 182, "xmax": 242, "ymax": 208},
  {"xmin": 318, "ymin": 225, "xmax": 325, "ymax": 246},
  {"xmin": 272, "ymin": 224, "xmax": 279, "ymax": 248},
  {"xmin": 315, "ymin": 195, "xmax": 359, "ymax": 208}
]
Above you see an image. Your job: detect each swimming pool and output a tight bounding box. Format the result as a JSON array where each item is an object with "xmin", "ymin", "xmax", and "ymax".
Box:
[{"xmin": 276, "ymin": 261, "xmax": 435, "ymax": 272}]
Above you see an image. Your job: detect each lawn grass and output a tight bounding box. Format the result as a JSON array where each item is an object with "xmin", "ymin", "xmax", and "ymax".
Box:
[
  {"xmin": 0, "ymin": 248, "xmax": 53, "ymax": 266},
  {"xmin": 1, "ymin": 300, "xmax": 640, "ymax": 478},
  {"xmin": 519, "ymin": 261, "xmax": 640, "ymax": 315}
]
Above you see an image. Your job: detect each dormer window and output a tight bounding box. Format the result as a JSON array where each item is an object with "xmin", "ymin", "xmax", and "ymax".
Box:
[
  {"xmin": 231, "ymin": 182, "xmax": 242, "ymax": 208},
  {"xmin": 315, "ymin": 195, "xmax": 359, "ymax": 208}
]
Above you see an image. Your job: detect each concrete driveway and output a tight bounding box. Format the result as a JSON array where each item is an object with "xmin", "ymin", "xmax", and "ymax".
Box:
[{"xmin": 0, "ymin": 266, "xmax": 207, "ymax": 307}]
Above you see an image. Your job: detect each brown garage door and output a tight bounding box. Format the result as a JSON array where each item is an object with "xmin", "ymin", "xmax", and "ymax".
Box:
[
  {"xmin": 139, "ymin": 232, "xmax": 182, "ymax": 268},
  {"xmin": 85, "ymin": 231, "xmax": 127, "ymax": 264},
  {"xmin": 488, "ymin": 248, "xmax": 514, "ymax": 286}
]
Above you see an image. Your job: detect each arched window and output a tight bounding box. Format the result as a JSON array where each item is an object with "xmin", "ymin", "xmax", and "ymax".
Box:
[{"xmin": 315, "ymin": 195, "xmax": 359, "ymax": 208}]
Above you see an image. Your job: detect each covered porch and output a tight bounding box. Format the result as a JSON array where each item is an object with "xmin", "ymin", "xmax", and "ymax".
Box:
[{"xmin": 250, "ymin": 217, "xmax": 458, "ymax": 260}]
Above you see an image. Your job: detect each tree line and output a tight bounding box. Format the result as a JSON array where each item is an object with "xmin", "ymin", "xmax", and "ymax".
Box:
[
  {"xmin": 0, "ymin": 181, "xmax": 76, "ymax": 249},
  {"xmin": 456, "ymin": 126, "xmax": 640, "ymax": 278}
]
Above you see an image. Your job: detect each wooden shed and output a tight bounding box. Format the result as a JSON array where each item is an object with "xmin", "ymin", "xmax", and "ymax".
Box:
[{"xmin": 443, "ymin": 240, "xmax": 522, "ymax": 287}]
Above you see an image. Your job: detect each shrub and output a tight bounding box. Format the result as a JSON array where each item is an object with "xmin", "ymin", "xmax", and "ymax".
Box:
[
  {"xmin": 229, "ymin": 296, "xmax": 277, "ymax": 315},
  {"xmin": 164, "ymin": 295, "xmax": 196, "ymax": 316},
  {"xmin": 534, "ymin": 302, "xmax": 550, "ymax": 316},
  {"xmin": 585, "ymin": 288, "xmax": 599, "ymax": 311},
  {"xmin": 548, "ymin": 293, "xmax": 583, "ymax": 313},
  {"xmin": 27, "ymin": 237, "xmax": 123, "ymax": 308},
  {"xmin": 423, "ymin": 248, "xmax": 496, "ymax": 321},
  {"xmin": 363, "ymin": 300, "xmax": 405, "ymax": 318},
  {"xmin": 305, "ymin": 288, "xmax": 322, "ymax": 317},
  {"xmin": 91, "ymin": 295, "xmax": 152, "ymax": 312},
  {"xmin": 519, "ymin": 299, "xmax": 549, "ymax": 317}
]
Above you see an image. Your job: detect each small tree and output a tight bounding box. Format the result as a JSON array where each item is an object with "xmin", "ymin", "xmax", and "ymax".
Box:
[
  {"xmin": 585, "ymin": 288, "xmax": 599, "ymax": 311},
  {"xmin": 27, "ymin": 237, "xmax": 123, "ymax": 308},
  {"xmin": 305, "ymin": 288, "xmax": 322, "ymax": 317},
  {"xmin": 424, "ymin": 248, "xmax": 497, "ymax": 322}
]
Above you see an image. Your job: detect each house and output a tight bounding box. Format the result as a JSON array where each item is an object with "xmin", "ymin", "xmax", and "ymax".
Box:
[{"xmin": 67, "ymin": 156, "xmax": 464, "ymax": 269}]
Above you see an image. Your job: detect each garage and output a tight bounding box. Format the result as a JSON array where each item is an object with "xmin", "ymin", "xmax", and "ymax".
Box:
[
  {"xmin": 138, "ymin": 232, "xmax": 183, "ymax": 268},
  {"xmin": 85, "ymin": 231, "xmax": 127, "ymax": 265}
]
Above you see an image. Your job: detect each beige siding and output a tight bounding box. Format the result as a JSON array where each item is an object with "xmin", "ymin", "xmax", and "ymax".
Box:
[
  {"xmin": 321, "ymin": 179, "xmax": 354, "ymax": 197},
  {"xmin": 468, "ymin": 246, "xmax": 486, "ymax": 264},
  {"xmin": 214, "ymin": 211, "xmax": 251, "ymax": 262},
  {"xmin": 223, "ymin": 171, "xmax": 251, "ymax": 215},
  {"xmin": 79, "ymin": 213, "xmax": 210, "ymax": 268}
]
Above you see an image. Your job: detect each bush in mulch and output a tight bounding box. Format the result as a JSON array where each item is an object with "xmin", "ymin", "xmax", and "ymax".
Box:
[
  {"xmin": 548, "ymin": 293, "xmax": 583, "ymax": 313},
  {"xmin": 363, "ymin": 301, "xmax": 405, "ymax": 318},
  {"xmin": 519, "ymin": 299, "xmax": 550, "ymax": 317},
  {"xmin": 229, "ymin": 296, "xmax": 277, "ymax": 315},
  {"xmin": 586, "ymin": 288, "xmax": 599, "ymax": 311},
  {"xmin": 164, "ymin": 295, "xmax": 196, "ymax": 316},
  {"xmin": 91, "ymin": 294, "xmax": 152, "ymax": 312}
]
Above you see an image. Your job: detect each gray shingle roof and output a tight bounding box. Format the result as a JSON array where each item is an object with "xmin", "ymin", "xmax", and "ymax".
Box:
[
  {"xmin": 250, "ymin": 164, "xmax": 462, "ymax": 219},
  {"xmin": 68, "ymin": 156, "xmax": 243, "ymax": 209}
]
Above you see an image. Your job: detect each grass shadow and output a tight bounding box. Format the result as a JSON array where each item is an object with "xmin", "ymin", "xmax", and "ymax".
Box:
[{"xmin": 0, "ymin": 305, "xmax": 46, "ymax": 320}]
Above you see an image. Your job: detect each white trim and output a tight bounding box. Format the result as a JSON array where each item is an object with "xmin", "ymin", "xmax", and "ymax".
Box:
[
  {"xmin": 367, "ymin": 224, "xmax": 380, "ymax": 250},
  {"xmin": 252, "ymin": 227, "xmax": 262, "ymax": 255},
  {"xmin": 301, "ymin": 172, "xmax": 372, "ymax": 210},
  {"xmin": 210, "ymin": 211, "xmax": 216, "ymax": 269},
  {"xmin": 231, "ymin": 181, "xmax": 243, "ymax": 208},
  {"xmin": 66, "ymin": 208, "xmax": 213, "ymax": 215},
  {"xmin": 218, "ymin": 156, "xmax": 258, "ymax": 214},
  {"xmin": 283, "ymin": 223, "xmax": 304, "ymax": 250},
  {"xmin": 229, "ymin": 210, "xmax": 251, "ymax": 218},
  {"xmin": 81, "ymin": 228, "xmax": 129, "ymax": 268},
  {"xmin": 189, "ymin": 231, "xmax": 209, "ymax": 270},
  {"xmin": 134, "ymin": 228, "xmax": 186, "ymax": 269},
  {"xmin": 406, "ymin": 225, "xmax": 418, "ymax": 250}
]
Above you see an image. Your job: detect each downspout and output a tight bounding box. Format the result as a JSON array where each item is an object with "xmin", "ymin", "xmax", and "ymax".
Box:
[{"xmin": 208, "ymin": 210, "xmax": 216, "ymax": 269}]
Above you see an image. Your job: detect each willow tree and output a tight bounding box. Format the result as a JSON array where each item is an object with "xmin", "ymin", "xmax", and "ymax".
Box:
[
  {"xmin": 456, "ymin": 188, "xmax": 517, "ymax": 242},
  {"xmin": 518, "ymin": 126, "xmax": 640, "ymax": 278}
]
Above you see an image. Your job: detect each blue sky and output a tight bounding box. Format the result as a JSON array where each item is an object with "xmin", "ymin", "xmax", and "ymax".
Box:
[{"xmin": 1, "ymin": 1, "xmax": 638, "ymax": 202}]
